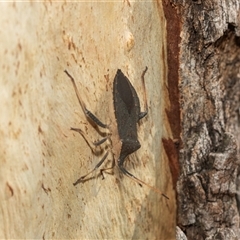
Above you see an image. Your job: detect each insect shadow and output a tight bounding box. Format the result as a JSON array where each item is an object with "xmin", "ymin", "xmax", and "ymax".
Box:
[{"xmin": 64, "ymin": 67, "xmax": 168, "ymax": 199}]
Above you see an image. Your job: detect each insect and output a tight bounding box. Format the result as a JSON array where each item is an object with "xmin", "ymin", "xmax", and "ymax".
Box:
[{"xmin": 64, "ymin": 68, "xmax": 168, "ymax": 199}]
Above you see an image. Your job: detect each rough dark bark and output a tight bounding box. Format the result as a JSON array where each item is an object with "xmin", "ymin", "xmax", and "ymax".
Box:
[{"xmin": 173, "ymin": 0, "xmax": 240, "ymax": 239}]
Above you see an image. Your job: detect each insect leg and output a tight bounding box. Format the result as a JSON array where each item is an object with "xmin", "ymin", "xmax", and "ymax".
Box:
[
  {"xmin": 118, "ymin": 160, "xmax": 169, "ymax": 199},
  {"xmin": 73, "ymin": 151, "xmax": 109, "ymax": 186},
  {"xmin": 71, "ymin": 127, "xmax": 108, "ymax": 150},
  {"xmin": 64, "ymin": 70, "xmax": 108, "ymax": 128},
  {"xmin": 99, "ymin": 160, "xmax": 115, "ymax": 180},
  {"xmin": 139, "ymin": 66, "xmax": 148, "ymax": 120}
]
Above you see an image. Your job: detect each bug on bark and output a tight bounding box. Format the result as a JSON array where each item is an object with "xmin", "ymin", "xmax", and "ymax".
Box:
[{"xmin": 64, "ymin": 68, "xmax": 168, "ymax": 199}]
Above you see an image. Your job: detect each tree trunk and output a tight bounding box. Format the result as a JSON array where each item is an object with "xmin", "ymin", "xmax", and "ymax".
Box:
[
  {"xmin": 174, "ymin": 0, "xmax": 240, "ymax": 239},
  {"xmin": 0, "ymin": 1, "xmax": 176, "ymax": 239},
  {"xmin": 2, "ymin": 1, "xmax": 238, "ymax": 239}
]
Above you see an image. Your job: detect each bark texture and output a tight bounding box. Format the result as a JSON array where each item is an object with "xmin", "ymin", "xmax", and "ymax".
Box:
[
  {"xmin": 0, "ymin": 1, "xmax": 176, "ymax": 239},
  {"xmin": 174, "ymin": 0, "xmax": 240, "ymax": 239}
]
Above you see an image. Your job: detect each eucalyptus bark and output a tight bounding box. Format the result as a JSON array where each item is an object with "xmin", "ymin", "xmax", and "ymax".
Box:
[
  {"xmin": 0, "ymin": 2, "xmax": 176, "ymax": 239},
  {"xmin": 174, "ymin": 1, "xmax": 240, "ymax": 239}
]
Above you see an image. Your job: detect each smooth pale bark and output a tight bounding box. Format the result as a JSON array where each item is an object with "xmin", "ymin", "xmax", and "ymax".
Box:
[{"xmin": 0, "ymin": 1, "xmax": 175, "ymax": 239}]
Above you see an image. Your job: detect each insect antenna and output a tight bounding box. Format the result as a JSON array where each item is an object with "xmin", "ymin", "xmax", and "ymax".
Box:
[
  {"xmin": 118, "ymin": 163, "xmax": 169, "ymax": 199},
  {"xmin": 73, "ymin": 151, "xmax": 110, "ymax": 186}
]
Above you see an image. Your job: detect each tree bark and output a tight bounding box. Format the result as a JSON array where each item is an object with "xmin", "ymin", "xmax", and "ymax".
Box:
[
  {"xmin": 0, "ymin": 1, "xmax": 176, "ymax": 239},
  {"xmin": 173, "ymin": 0, "xmax": 240, "ymax": 239}
]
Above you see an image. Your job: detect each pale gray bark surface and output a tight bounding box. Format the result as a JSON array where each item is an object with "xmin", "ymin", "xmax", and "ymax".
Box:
[{"xmin": 174, "ymin": 0, "xmax": 240, "ymax": 239}]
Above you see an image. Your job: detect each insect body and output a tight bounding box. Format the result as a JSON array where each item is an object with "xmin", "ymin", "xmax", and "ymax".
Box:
[
  {"xmin": 64, "ymin": 68, "xmax": 168, "ymax": 199},
  {"xmin": 113, "ymin": 69, "xmax": 147, "ymax": 182}
]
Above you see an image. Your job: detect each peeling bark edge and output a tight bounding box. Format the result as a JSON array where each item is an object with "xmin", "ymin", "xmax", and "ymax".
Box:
[{"xmin": 161, "ymin": 0, "xmax": 181, "ymax": 188}]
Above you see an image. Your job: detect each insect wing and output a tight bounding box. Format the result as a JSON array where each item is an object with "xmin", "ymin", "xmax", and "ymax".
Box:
[{"xmin": 113, "ymin": 70, "xmax": 140, "ymax": 140}]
